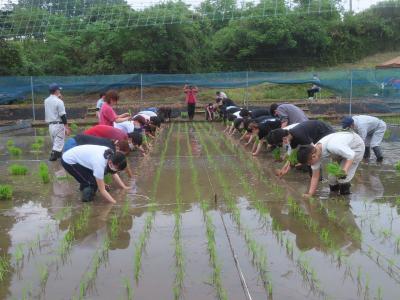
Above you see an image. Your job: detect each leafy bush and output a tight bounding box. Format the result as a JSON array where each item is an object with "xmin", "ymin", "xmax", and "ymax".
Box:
[
  {"xmin": 8, "ymin": 164, "xmax": 28, "ymax": 175},
  {"xmin": 6, "ymin": 140, "xmax": 14, "ymax": 148},
  {"xmin": 395, "ymin": 161, "xmax": 400, "ymax": 172},
  {"xmin": 0, "ymin": 185, "xmax": 13, "ymax": 200},
  {"xmin": 31, "ymin": 143, "xmax": 42, "ymax": 152}
]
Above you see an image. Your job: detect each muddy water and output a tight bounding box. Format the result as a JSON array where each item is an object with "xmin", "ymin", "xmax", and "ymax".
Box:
[{"xmin": 0, "ymin": 124, "xmax": 400, "ymax": 299}]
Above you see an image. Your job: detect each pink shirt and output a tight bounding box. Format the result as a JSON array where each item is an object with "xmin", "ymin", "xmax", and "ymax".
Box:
[
  {"xmin": 84, "ymin": 125, "xmax": 128, "ymax": 142},
  {"xmin": 184, "ymin": 89, "xmax": 198, "ymax": 104},
  {"xmin": 99, "ymin": 102, "xmax": 117, "ymax": 126}
]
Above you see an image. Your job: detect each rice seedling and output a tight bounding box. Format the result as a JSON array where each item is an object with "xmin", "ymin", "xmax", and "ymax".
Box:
[
  {"xmin": 272, "ymin": 147, "xmax": 281, "ymax": 161},
  {"xmin": 37, "ymin": 128, "xmax": 47, "ymax": 135},
  {"xmin": 104, "ymin": 173, "xmax": 113, "ymax": 185},
  {"xmin": 8, "ymin": 163, "xmax": 28, "ymax": 175},
  {"xmin": 0, "ymin": 255, "xmax": 10, "ymax": 281},
  {"xmin": 39, "ymin": 162, "xmax": 50, "ymax": 183},
  {"xmin": 35, "ymin": 136, "xmax": 45, "ymax": 145},
  {"xmin": 384, "ymin": 129, "xmax": 391, "ymax": 139},
  {"xmin": 286, "ymin": 149, "xmax": 298, "ymax": 165},
  {"xmin": 38, "ymin": 264, "xmax": 49, "ymax": 287},
  {"xmin": 70, "ymin": 123, "xmax": 79, "ymax": 134},
  {"xmin": 6, "ymin": 139, "xmax": 14, "ymax": 148},
  {"xmin": 14, "ymin": 244, "xmax": 24, "ymax": 264},
  {"xmin": 396, "ymin": 161, "xmax": 400, "ymax": 172},
  {"xmin": 123, "ymin": 277, "xmax": 133, "ymax": 300},
  {"xmin": 8, "ymin": 146, "xmax": 22, "ymax": 156},
  {"xmin": 31, "ymin": 142, "xmax": 43, "ymax": 152},
  {"xmin": 377, "ymin": 286, "xmax": 383, "ymax": 300},
  {"xmin": 110, "ymin": 214, "xmax": 119, "ymax": 240},
  {"xmin": 326, "ymin": 162, "xmax": 346, "ymax": 178},
  {"xmin": 0, "ymin": 185, "xmax": 13, "ymax": 201}
]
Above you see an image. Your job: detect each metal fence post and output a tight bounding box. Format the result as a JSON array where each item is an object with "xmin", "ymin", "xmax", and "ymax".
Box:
[
  {"xmin": 31, "ymin": 76, "xmax": 36, "ymax": 121},
  {"xmin": 349, "ymin": 70, "xmax": 353, "ymax": 116},
  {"xmin": 245, "ymin": 70, "xmax": 249, "ymax": 108}
]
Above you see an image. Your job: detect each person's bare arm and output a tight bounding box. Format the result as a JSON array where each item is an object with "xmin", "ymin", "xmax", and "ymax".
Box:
[
  {"xmin": 342, "ymin": 159, "xmax": 353, "ymax": 175},
  {"xmin": 112, "ymin": 173, "xmax": 130, "ymax": 189},
  {"xmin": 115, "ymin": 116, "xmax": 131, "ymax": 123},
  {"xmin": 245, "ymin": 134, "xmax": 254, "ymax": 146},
  {"xmin": 253, "ymin": 140, "xmax": 264, "ymax": 156},
  {"xmin": 277, "ymin": 161, "xmax": 291, "ymax": 177},
  {"xmin": 96, "ymin": 178, "xmax": 116, "ymax": 204},
  {"xmin": 303, "ymin": 168, "xmax": 320, "ymax": 198}
]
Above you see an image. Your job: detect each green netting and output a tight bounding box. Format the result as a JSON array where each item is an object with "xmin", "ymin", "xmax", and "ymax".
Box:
[{"xmin": 1, "ymin": 70, "xmax": 400, "ymax": 105}]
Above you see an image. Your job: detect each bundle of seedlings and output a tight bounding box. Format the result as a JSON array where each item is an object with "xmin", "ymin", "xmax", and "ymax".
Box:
[
  {"xmin": 0, "ymin": 185, "xmax": 13, "ymax": 200},
  {"xmin": 8, "ymin": 164, "xmax": 28, "ymax": 176},
  {"xmin": 39, "ymin": 162, "xmax": 50, "ymax": 183},
  {"xmin": 326, "ymin": 162, "xmax": 346, "ymax": 178}
]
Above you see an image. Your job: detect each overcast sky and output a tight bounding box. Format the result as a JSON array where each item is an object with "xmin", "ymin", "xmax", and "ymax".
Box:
[
  {"xmin": 0, "ymin": 0, "xmax": 386, "ymax": 12},
  {"xmin": 126, "ymin": 0, "xmax": 384, "ymax": 12}
]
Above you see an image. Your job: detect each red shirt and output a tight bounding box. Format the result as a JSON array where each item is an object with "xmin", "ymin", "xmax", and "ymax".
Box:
[
  {"xmin": 84, "ymin": 125, "xmax": 128, "ymax": 142},
  {"xmin": 99, "ymin": 102, "xmax": 117, "ymax": 126},
  {"xmin": 184, "ymin": 89, "xmax": 198, "ymax": 104}
]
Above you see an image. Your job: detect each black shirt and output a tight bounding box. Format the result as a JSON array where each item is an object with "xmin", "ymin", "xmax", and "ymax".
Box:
[
  {"xmin": 289, "ymin": 120, "xmax": 335, "ymax": 148},
  {"xmin": 258, "ymin": 118, "xmax": 281, "ymax": 139},
  {"xmin": 75, "ymin": 134, "xmax": 116, "ymax": 151},
  {"xmin": 222, "ymin": 98, "xmax": 236, "ymax": 107},
  {"xmin": 250, "ymin": 108, "xmax": 270, "ymax": 119}
]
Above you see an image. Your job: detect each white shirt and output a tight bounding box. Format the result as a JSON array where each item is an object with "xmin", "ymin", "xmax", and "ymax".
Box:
[
  {"xmin": 353, "ymin": 115, "xmax": 384, "ymax": 140},
  {"xmin": 283, "ymin": 123, "xmax": 299, "ymax": 130},
  {"xmin": 139, "ymin": 111, "xmax": 157, "ymax": 117},
  {"xmin": 44, "ymin": 95, "xmax": 66, "ymax": 123},
  {"xmin": 312, "ymin": 132, "xmax": 358, "ymax": 170},
  {"xmin": 96, "ymin": 98, "xmax": 104, "ymax": 110},
  {"xmin": 114, "ymin": 121, "xmax": 135, "ymax": 134},
  {"xmin": 233, "ymin": 111, "xmax": 242, "ymax": 119},
  {"xmin": 62, "ymin": 145, "xmax": 109, "ymax": 180}
]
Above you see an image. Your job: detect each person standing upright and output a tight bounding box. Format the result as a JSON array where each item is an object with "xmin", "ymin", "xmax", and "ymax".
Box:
[
  {"xmin": 44, "ymin": 83, "xmax": 71, "ymax": 161},
  {"xmin": 95, "ymin": 92, "xmax": 105, "ymax": 120},
  {"xmin": 184, "ymin": 84, "xmax": 198, "ymax": 121}
]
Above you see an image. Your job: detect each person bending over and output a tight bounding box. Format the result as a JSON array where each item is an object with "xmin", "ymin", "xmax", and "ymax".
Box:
[
  {"xmin": 248, "ymin": 118, "xmax": 281, "ymax": 156},
  {"xmin": 270, "ymin": 103, "xmax": 309, "ymax": 128},
  {"xmin": 297, "ymin": 131, "xmax": 365, "ymax": 197},
  {"xmin": 341, "ymin": 115, "xmax": 386, "ymax": 162},
  {"xmin": 268, "ymin": 120, "xmax": 335, "ymax": 177},
  {"xmin": 61, "ymin": 146, "xmax": 130, "ymax": 203}
]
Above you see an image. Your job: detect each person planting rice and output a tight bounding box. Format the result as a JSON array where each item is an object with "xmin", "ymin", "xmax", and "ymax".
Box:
[
  {"xmin": 61, "ymin": 145, "xmax": 130, "ymax": 203},
  {"xmin": 44, "ymin": 83, "xmax": 71, "ymax": 161},
  {"xmin": 99, "ymin": 90, "xmax": 131, "ymax": 126},
  {"xmin": 267, "ymin": 120, "xmax": 335, "ymax": 177},
  {"xmin": 84, "ymin": 125, "xmax": 144, "ymax": 153},
  {"xmin": 64, "ymin": 134, "xmax": 131, "ymax": 154},
  {"xmin": 225, "ymin": 109, "xmax": 245, "ymax": 135},
  {"xmin": 269, "ymin": 103, "xmax": 309, "ymax": 127},
  {"xmin": 297, "ymin": 131, "xmax": 365, "ymax": 197},
  {"xmin": 247, "ymin": 117, "xmax": 281, "ymax": 156},
  {"xmin": 183, "ymin": 84, "xmax": 198, "ymax": 121},
  {"xmin": 341, "ymin": 115, "xmax": 386, "ymax": 162}
]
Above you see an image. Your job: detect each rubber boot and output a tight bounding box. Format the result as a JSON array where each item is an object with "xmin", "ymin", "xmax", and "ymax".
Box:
[
  {"xmin": 372, "ymin": 146, "xmax": 383, "ymax": 162},
  {"xmin": 339, "ymin": 183, "xmax": 351, "ymax": 195},
  {"xmin": 363, "ymin": 146, "xmax": 370, "ymax": 162},
  {"xmin": 329, "ymin": 184, "xmax": 340, "ymax": 192},
  {"xmin": 81, "ymin": 186, "xmax": 95, "ymax": 202},
  {"xmin": 49, "ymin": 150, "xmax": 59, "ymax": 161}
]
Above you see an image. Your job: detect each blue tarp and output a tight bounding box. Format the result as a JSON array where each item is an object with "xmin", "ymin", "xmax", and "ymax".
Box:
[{"xmin": 1, "ymin": 70, "xmax": 400, "ymax": 104}]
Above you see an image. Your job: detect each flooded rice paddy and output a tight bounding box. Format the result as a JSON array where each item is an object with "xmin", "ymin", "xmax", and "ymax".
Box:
[{"xmin": 0, "ymin": 123, "xmax": 400, "ymax": 300}]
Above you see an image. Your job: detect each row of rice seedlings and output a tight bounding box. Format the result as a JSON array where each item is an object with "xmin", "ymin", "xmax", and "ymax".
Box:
[
  {"xmin": 173, "ymin": 124, "xmax": 184, "ymax": 300},
  {"xmin": 195, "ymin": 124, "xmax": 275, "ymax": 297},
  {"xmin": 58, "ymin": 205, "xmax": 92, "ymax": 260},
  {"xmin": 0, "ymin": 184, "xmax": 13, "ymax": 200},
  {"xmin": 8, "ymin": 163, "xmax": 28, "ymax": 175},
  {"xmin": 202, "ymin": 123, "xmax": 334, "ymax": 296},
  {"xmin": 39, "ymin": 162, "xmax": 50, "ymax": 183},
  {"xmin": 78, "ymin": 198, "xmax": 132, "ymax": 300},
  {"xmin": 184, "ymin": 124, "xmax": 227, "ymax": 300},
  {"xmin": 133, "ymin": 124, "xmax": 175, "ymax": 282}
]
